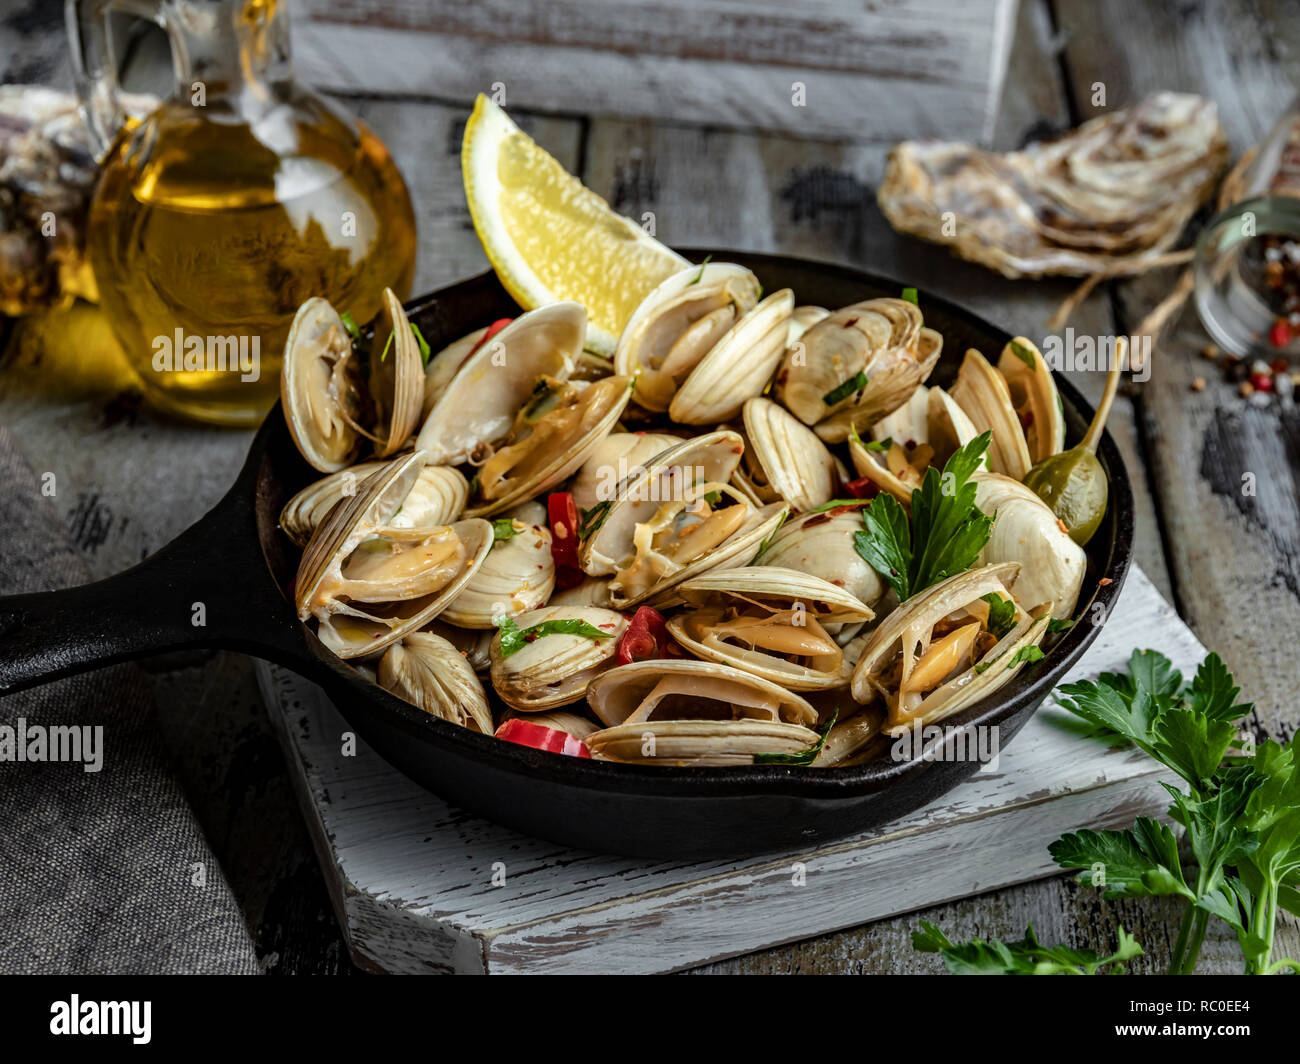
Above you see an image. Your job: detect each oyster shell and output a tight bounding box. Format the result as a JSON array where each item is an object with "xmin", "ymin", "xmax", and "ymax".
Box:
[{"xmin": 877, "ymin": 92, "xmax": 1228, "ymax": 278}]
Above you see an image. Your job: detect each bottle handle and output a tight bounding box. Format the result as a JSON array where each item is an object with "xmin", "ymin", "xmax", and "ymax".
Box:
[{"xmin": 65, "ymin": 0, "xmax": 167, "ymax": 156}]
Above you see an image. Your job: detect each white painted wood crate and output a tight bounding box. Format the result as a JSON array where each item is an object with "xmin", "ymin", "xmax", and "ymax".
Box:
[
  {"xmin": 294, "ymin": 0, "xmax": 1019, "ymax": 143},
  {"xmin": 256, "ymin": 566, "xmax": 1202, "ymax": 974}
]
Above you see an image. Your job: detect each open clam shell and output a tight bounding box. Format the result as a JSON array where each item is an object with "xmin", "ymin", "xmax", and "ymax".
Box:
[
  {"xmin": 776, "ymin": 297, "xmax": 941, "ymax": 444},
  {"xmin": 788, "ymin": 305, "xmax": 829, "ymax": 346},
  {"xmin": 756, "ymin": 502, "xmax": 886, "ymax": 611},
  {"xmin": 295, "ymin": 451, "xmax": 493, "ymax": 658},
  {"xmin": 422, "ymin": 323, "xmax": 490, "ymax": 417},
  {"xmin": 489, "ymin": 605, "xmax": 627, "ymax": 711},
  {"xmin": 281, "ymin": 297, "xmax": 364, "ymax": 472},
  {"xmin": 378, "ymin": 631, "xmax": 494, "ymax": 733},
  {"xmin": 850, "ymin": 562, "xmax": 1050, "ymax": 734},
  {"xmin": 567, "ymin": 430, "xmax": 680, "ymax": 513},
  {"xmin": 667, "ymin": 566, "xmax": 874, "ymax": 690},
  {"xmin": 738, "ymin": 396, "xmax": 842, "ymax": 513},
  {"xmin": 973, "ymin": 472, "xmax": 1085, "ymax": 619},
  {"xmin": 584, "ymin": 659, "xmax": 819, "ymax": 765},
  {"xmin": 580, "ymin": 428, "xmax": 744, "ymax": 577},
  {"xmin": 580, "ymin": 429, "xmax": 786, "ymax": 608},
  {"xmin": 464, "ymin": 373, "xmax": 634, "ymax": 518},
  {"xmin": 812, "ymin": 705, "xmax": 887, "ymax": 766},
  {"xmin": 280, "ymin": 461, "xmax": 468, "ymax": 548},
  {"xmin": 442, "ymin": 506, "xmax": 556, "ymax": 628},
  {"xmin": 949, "ymin": 347, "xmax": 1032, "ymax": 479},
  {"xmin": 668, "ymin": 288, "xmax": 795, "ymax": 424},
  {"xmin": 996, "ymin": 337, "xmax": 1065, "ymax": 464},
  {"xmin": 614, "ymin": 262, "xmax": 761, "ymax": 413},
  {"xmin": 848, "ymin": 384, "xmax": 983, "ymax": 504},
  {"xmin": 367, "ymin": 288, "xmax": 426, "ymax": 457},
  {"xmin": 415, "ymin": 302, "xmax": 586, "ymax": 464}
]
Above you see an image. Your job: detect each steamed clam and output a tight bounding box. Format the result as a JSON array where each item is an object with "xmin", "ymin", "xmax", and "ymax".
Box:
[
  {"xmin": 489, "ymin": 605, "xmax": 628, "ymax": 711},
  {"xmin": 776, "ymin": 297, "xmax": 942, "ymax": 443},
  {"xmin": 847, "ymin": 384, "xmax": 982, "ymax": 504},
  {"xmin": 294, "ymin": 451, "xmax": 492, "ymax": 658},
  {"xmin": 667, "ymin": 567, "xmax": 873, "ymax": 690},
  {"xmin": 275, "ymin": 263, "xmax": 1104, "ymax": 772},
  {"xmin": 851, "ymin": 563, "xmax": 1050, "ymax": 734},
  {"xmin": 378, "ymin": 631, "xmax": 494, "ymax": 733},
  {"xmin": 579, "ymin": 430, "xmax": 787, "ymax": 608},
  {"xmin": 614, "ymin": 262, "xmax": 762, "ymax": 412},
  {"xmin": 281, "ymin": 289, "xmax": 425, "ymax": 472},
  {"xmin": 584, "ymin": 659, "xmax": 821, "ymax": 766}
]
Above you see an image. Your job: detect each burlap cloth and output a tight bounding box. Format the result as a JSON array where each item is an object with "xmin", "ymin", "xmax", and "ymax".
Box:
[{"xmin": 0, "ymin": 426, "xmax": 259, "ymax": 973}]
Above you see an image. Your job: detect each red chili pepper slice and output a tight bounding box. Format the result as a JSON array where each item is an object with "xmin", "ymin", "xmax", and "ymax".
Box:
[
  {"xmin": 495, "ymin": 718, "xmax": 591, "ymax": 758},
  {"xmin": 845, "ymin": 477, "xmax": 880, "ymax": 500},
  {"xmin": 467, "ymin": 317, "xmax": 514, "ymax": 360},
  {"xmin": 547, "ymin": 491, "xmax": 584, "ymax": 588},
  {"xmin": 616, "ymin": 606, "xmax": 678, "ymax": 665}
]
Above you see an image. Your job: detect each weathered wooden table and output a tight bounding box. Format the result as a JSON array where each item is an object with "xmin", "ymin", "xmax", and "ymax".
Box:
[{"xmin": 2, "ymin": 0, "xmax": 1296, "ymax": 972}]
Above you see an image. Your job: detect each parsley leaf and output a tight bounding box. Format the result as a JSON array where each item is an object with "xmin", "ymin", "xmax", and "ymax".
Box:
[
  {"xmin": 339, "ymin": 311, "xmax": 361, "ymax": 342},
  {"xmin": 494, "ymin": 615, "xmax": 615, "ymax": 657},
  {"xmin": 410, "ymin": 323, "xmax": 432, "ymax": 366},
  {"xmin": 900, "ymin": 286, "xmax": 919, "ymax": 306},
  {"xmin": 822, "ymin": 370, "xmax": 868, "ymax": 406},
  {"xmin": 1008, "ymin": 339, "xmax": 1037, "ymax": 369},
  {"xmin": 1008, "ymin": 645, "xmax": 1044, "ymax": 667},
  {"xmin": 754, "ymin": 710, "xmax": 838, "ymax": 766},
  {"xmin": 913, "ymin": 921, "xmax": 1142, "ymax": 975},
  {"xmin": 578, "ymin": 501, "xmax": 611, "ymax": 540},
  {"xmin": 1046, "ymin": 617, "xmax": 1075, "ymax": 634},
  {"xmin": 852, "ymin": 431, "xmax": 993, "ymax": 601},
  {"xmin": 1050, "ymin": 818, "xmax": 1195, "ymax": 900},
  {"xmin": 491, "ymin": 518, "xmax": 521, "ymax": 544},
  {"xmin": 982, "ymin": 593, "xmax": 1017, "ymax": 639}
]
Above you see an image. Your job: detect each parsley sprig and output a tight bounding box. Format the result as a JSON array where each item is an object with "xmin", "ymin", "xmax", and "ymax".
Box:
[
  {"xmin": 494, "ymin": 615, "xmax": 615, "ymax": 657},
  {"xmin": 853, "ymin": 431, "xmax": 993, "ymax": 601},
  {"xmin": 913, "ymin": 922, "xmax": 1142, "ymax": 975},
  {"xmin": 915, "ymin": 648, "xmax": 1300, "ymax": 976}
]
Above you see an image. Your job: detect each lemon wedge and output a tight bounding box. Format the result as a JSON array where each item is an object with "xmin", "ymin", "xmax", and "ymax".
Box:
[{"xmin": 461, "ymin": 94, "xmax": 689, "ymax": 356}]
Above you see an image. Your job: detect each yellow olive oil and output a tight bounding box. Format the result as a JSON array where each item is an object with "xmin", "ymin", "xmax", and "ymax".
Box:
[{"xmin": 88, "ymin": 102, "xmax": 415, "ymax": 425}]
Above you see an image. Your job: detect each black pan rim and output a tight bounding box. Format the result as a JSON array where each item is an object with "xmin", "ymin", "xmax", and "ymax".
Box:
[{"xmin": 263, "ymin": 251, "xmax": 1134, "ymax": 800}]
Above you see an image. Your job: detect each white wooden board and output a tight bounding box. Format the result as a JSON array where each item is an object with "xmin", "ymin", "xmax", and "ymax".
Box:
[{"xmin": 256, "ymin": 565, "xmax": 1203, "ymax": 974}]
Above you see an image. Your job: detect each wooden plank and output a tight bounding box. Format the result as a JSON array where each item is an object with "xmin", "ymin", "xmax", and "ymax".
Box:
[
  {"xmin": 293, "ymin": 0, "xmax": 1017, "ymax": 142},
  {"xmin": 1053, "ymin": 0, "xmax": 1300, "ymax": 968},
  {"xmin": 259, "ymin": 567, "xmax": 1202, "ymax": 974}
]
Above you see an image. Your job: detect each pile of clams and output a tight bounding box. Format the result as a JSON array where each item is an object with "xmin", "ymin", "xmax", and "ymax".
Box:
[{"xmin": 278, "ymin": 266, "xmax": 1093, "ymax": 768}]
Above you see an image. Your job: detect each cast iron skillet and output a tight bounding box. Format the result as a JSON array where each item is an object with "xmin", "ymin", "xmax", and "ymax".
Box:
[{"xmin": 0, "ymin": 252, "xmax": 1133, "ymax": 859}]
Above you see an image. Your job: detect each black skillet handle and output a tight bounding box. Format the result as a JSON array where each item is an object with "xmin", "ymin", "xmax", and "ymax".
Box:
[{"xmin": 0, "ymin": 467, "xmax": 320, "ymax": 696}]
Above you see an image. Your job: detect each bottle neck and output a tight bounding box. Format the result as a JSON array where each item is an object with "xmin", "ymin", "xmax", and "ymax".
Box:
[{"xmin": 168, "ymin": 0, "xmax": 294, "ymax": 114}]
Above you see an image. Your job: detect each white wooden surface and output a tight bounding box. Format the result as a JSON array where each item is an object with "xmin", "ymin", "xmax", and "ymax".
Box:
[
  {"xmin": 256, "ymin": 565, "xmax": 1204, "ymax": 974},
  {"xmin": 294, "ymin": 0, "xmax": 1017, "ymax": 143}
]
